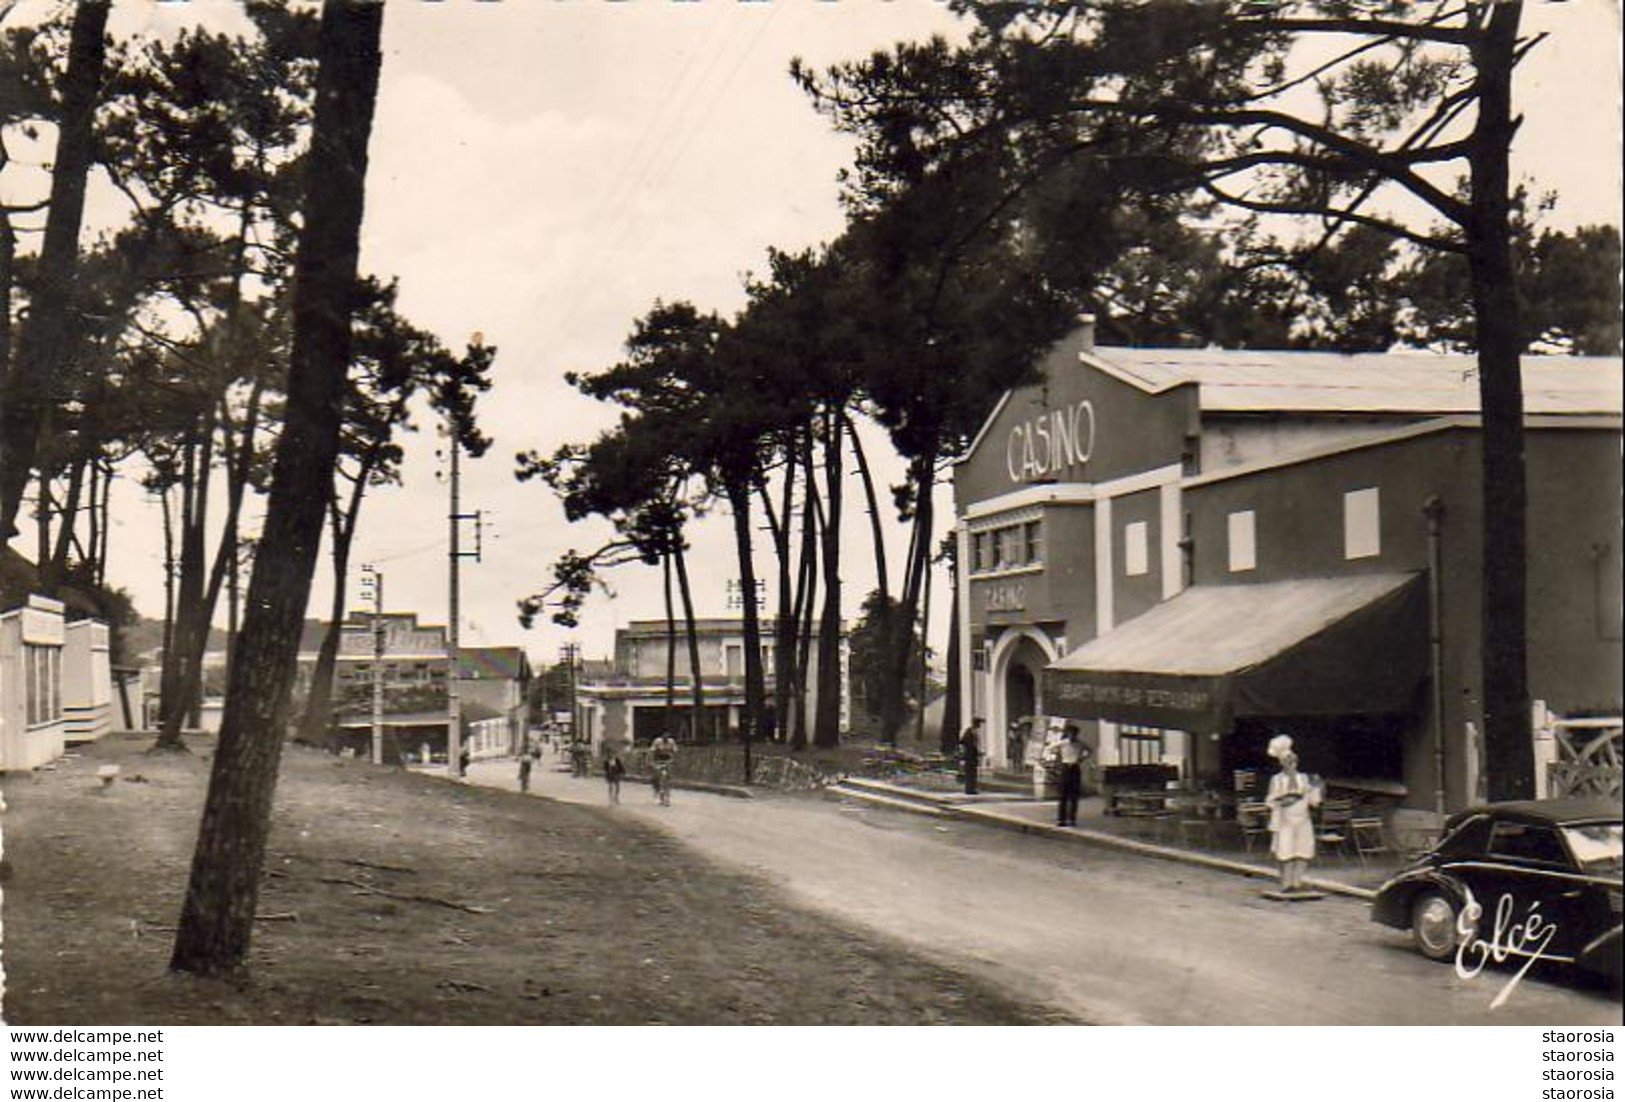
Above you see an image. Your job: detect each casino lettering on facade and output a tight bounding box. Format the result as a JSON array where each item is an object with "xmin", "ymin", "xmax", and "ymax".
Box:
[
  {"xmin": 1006, "ymin": 400, "xmax": 1094, "ymax": 483},
  {"xmin": 984, "ymin": 581, "xmax": 1026, "ymax": 612}
]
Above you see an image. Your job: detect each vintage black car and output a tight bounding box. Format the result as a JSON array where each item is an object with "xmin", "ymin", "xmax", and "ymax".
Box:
[{"xmin": 1371, "ymin": 798, "xmax": 1622, "ymax": 981}]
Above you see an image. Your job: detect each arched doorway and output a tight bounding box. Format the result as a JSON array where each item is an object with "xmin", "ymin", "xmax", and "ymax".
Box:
[
  {"xmin": 1006, "ymin": 664, "xmax": 1036, "ymax": 728},
  {"xmin": 989, "ymin": 628, "xmax": 1058, "ymax": 771}
]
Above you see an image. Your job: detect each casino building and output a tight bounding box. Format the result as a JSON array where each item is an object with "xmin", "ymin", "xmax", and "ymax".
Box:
[{"xmin": 952, "ymin": 320, "xmax": 1621, "ymax": 819}]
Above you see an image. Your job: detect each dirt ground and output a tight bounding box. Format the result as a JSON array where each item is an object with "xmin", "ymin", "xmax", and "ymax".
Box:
[{"xmin": 0, "ymin": 732, "xmax": 1067, "ymax": 1025}]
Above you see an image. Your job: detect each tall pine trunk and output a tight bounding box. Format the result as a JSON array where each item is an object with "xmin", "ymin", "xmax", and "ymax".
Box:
[
  {"xmin": 770, "ymin": 432, "xmax": 801, "ymax": 744},
  {"xmin": 725, "ymin": 476, "xmax": 764, "ymax": 781},
  {"xmin": 813, "ymin": 409, "xmax": 843, "ymax": 748},
  {"xmin": 940, "ymin": 544, "xmax": 961, "ymax": 757},
  {"xmin": 157, "ymin": 434, "xmax": 211, "ymax": 747},
  {"xmin": 171, "ymin": 0, "xmax": 384, "ymax": 976},
  {"xmin": 42, "ymin": 454, "xmax": 87, "ymax": 589},
  {"xmin": 662, "ymin": 550, "xmax": 677, "ymax": 735},
  {"xmin": 0, "ymin": 1, "xmax": 109, "ymax": 543},
  {"xmin": 843, "ymin": 411, "xmax": 890, "ymax": 603},
  {"xmin": 882, "ymin": 453, "xmax": 936, "ymax": 744},
  {"xmin": 298, "ymin": 481, "xmax": 366, "ymax": 747},
  {"xmin": 672, "ymin": 540, "xmax": 706, "ymax": 738},
  {"xmin": 789, "ymin": 433, "xmax": 820, "ymax": 751},
  {"xmin": 1467, "ymin": 2, "xmax": 1533, "ymax": 800}
]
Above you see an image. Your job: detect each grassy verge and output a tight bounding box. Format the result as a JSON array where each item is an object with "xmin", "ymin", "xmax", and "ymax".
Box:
[{"xmin": 1, "ymin": 732, "xmax": 1066, "ymax": 1025}]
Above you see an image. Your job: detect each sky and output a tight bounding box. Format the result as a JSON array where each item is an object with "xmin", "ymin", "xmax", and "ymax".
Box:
[{"xmin": 9, "ymin": 0, "xmax": 1622, "ymax": 667}]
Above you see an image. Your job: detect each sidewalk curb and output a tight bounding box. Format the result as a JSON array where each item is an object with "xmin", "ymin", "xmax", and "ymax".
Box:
[
  {"xmin": 832, "ymin": 782, "xmax": 1376, "ymax": 902},
  {"xmin": 824, "ymin": 786, "xmax": 951, "ymax": 818},
  {"xmin": 627, "ymin": 774, "xmax": 755, "ymax": 800}
]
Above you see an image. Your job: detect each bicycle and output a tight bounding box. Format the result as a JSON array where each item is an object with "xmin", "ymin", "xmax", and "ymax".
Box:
[{"xmin": 652, "ymin": 761, "xmax": 673, "ymax": 806}]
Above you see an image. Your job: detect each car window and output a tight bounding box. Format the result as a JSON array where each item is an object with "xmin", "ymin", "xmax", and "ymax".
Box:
[
  {"xmin": 1488, "ymin": 821, "xmax": 1570, "ymax": 866},
  {"xmin": 1438, "ymin": 814, "xmax": 1491, "ymax": 857},
  {"xmin": 1561, "ymin": 823, "xmax": 1623, "ymax": 874}
]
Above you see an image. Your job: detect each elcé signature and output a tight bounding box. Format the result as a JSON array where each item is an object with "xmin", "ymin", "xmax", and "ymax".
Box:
[{"xmin": 1453, "ymin": 887, "xmax": 1558, "ymax": 1010}]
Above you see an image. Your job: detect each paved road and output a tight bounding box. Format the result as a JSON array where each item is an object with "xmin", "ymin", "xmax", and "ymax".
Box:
[{"xmin": 468, "ymin": 755, "xmax": 1618, "ymax": 1025}]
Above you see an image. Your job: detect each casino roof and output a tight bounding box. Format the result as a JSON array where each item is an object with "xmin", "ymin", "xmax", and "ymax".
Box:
[{"xmin": 1085, "ymin": 347, "xmax": 1622, "ymax": 416}]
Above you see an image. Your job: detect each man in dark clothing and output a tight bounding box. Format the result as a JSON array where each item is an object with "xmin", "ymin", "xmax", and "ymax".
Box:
[
  {"xmin": 960, "ymin": 718, "xmax": 984, "ymax": 795},
  {"xmin": 1056, "ymin": 723, "xmax": 1091, "ymax": 826}
]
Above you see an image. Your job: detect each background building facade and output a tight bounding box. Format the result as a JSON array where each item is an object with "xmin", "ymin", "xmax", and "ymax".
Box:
[{"xmin": 954, "ymin": 322, "xmax": 1622, "ymax": 820}]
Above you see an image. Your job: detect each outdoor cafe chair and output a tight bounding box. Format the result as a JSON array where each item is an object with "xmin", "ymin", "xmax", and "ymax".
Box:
[
  {"xmin": 1235, "ymin": 800, "xmax": 1272, "ymax": 855},
  {"xmin": 1314, "ymin": 797, "xmax": 1356, "ymax": 861},
  {"xmin": 1349, "ymin": 815, "xmax": 1392, "ymax": 866}
]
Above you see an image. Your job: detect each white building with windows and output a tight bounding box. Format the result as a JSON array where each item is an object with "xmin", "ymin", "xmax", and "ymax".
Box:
[
  {"xmin": 0, "ymin": 594, "xmax": 68, "ymax": 771},
  {"xmin": 953, "ymin": 320, "xmax": 1621, "ymax": 814},
  {"xmin": 574, "ymin": 617, "xmax": 843, "ymax": 753}
]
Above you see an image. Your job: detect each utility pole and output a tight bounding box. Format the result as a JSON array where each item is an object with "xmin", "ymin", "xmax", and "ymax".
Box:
[
  {"xmin": 446, "ymin": 407, "xmax": 483, "ymax": 778},
  {"xmin": 560, "ymin": 642, "xmax": 579, "ymax": 739},
  {"xmin": 448, "ymin": 424, "xmax": 461, "ymax": 777},
  {"xmin": 360, "ymin": 564, "xmax": 385, "ymax": 765}
]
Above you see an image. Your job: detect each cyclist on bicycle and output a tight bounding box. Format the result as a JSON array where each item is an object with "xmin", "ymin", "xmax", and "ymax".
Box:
[{"xmin": 649, "ymin": 732, "xmax": 678, "ymax": 805}]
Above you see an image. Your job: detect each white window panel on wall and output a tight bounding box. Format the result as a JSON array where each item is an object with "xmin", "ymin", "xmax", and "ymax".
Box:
[
  {"xmin": 1227, "ymin": 510, "xmax": 1257, "ymax": 573},
  {"xmin": 1344, "ymin": 487, "xmax": 1381, "ymax": 560},
  {"xmin": 1124, "ymin": 520, "xmax": 1150, "ymax": 576}
]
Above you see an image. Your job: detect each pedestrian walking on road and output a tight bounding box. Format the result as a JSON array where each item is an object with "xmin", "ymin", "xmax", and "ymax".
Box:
[
  {"xmin": 960, "ymin": 718, "xmax": 983, "ymax": 795},
  {"xmin": 518, "ymin": 750, "xmax": 533, "ymax": 793},
  {"xmin": 1055, "ymin": 724, "xmax": 1090, "ymax": 827},
  {"xmin": 604, "ymin": 751, "xmax": 626, "ymax": 804},
  {"xmin": 1265, "ymin": 734, "xmax": 1322, "ymax": 892}
]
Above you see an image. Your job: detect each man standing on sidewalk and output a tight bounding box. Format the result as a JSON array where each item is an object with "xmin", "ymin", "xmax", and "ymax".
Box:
[
  {"xmin": 960, "ymin": 718, "xmax": 984, "ymax": 795},
  {"xmin": 1056, "ymin": 724, "xmax": 1090, "ymax": 827}
]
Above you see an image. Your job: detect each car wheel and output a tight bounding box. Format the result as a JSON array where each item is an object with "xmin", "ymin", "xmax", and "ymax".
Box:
[{"xmin": 1411, "ymin": 890, "xmax": 1464, "ymax": 962}]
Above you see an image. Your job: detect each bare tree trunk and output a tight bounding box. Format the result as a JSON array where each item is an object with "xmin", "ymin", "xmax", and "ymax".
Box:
[
  {"xmin": 1468, "ymin": 2, "xmax": 1533, "ymax": 801},
  {"xmin": 171, "ymin": 0, "xmax": 384, "ymax": 976},
  {"xmin": 34, "ymin": 471, "xmax": 50, "ymax": 567},
  {"xmin": 298, "ymin": 491, "xmax": 359, "ymax": 747},
  {"xmin": 161, "ymin": 373, "xmax": 269, "ymax": 744},
  {"xmin": 841, "ymin": 409, "xmax": 889, "ymax": 602},
  {"xmin": 96, "ymin": 455, "xmax": 113, "ymax": 588},
  {"xmin": 941, "ymin": 545, "xmax": 961, "ymax": 757},
  {"xmin": 662, "ymin": 549, "xmax": 677, "ymax": 735},
  {"xmin": 725, "ymin": 476, "xmax": 764, "ymax": 781},
  {"xmin": 672, "ymin": 539, "xmax": 706, "ymax": 738},
  {"xmin": 0, "ymin": 209, "xmax": 12, "ymax": 428},
  {"xmin": 767, "ymin": 432, "xmax": 800, "ymax": 744},
  {"xmin": 43, "ymin": 453, "xmax": 87, "ymax": 588},
  {"xmin": 0, "ymin": 0, "xmax": 110, "ymax": 543},
  {"xmin": 160, "ymin": 487, "xmax": 176, "ymax": 681},
  {"xmin": 883, "ymin": 453, "xmax": 937, "ymax": 744},
  {"xmin": 86, "ymin": 457, "xmax": 101, "ymax": 583},
  {"xmin": 790, "ymin": 432, "xmax": 820, "ymax": 751},
  {"xmin": 814, "ymin": 409, "xmax": 843, "ymax": 749},
  {"xmin": 157, "ymin": 433, "xmax": 210, "ymax": 743},
  {"xmin": 915, "ymin": 533, "xmax": 934, "ymax": 745}
]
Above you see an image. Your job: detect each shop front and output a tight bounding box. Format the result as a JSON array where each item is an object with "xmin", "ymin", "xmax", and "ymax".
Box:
[
  {"xmin": 954, "ymin": 321, "xmax": 1620, "ymax": 815},
  {"xmin": 1043, "ymin": 573, "xmax": 1427, "ymax": 795}
]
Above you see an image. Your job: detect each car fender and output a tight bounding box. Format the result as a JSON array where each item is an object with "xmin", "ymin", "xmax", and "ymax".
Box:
[
  {"xmin": 1371, "ymin": 868, "xmax": 1472, "ymax": 930},
  {"xmin": 1575, "ymin": 923, "xmax": 1622, "ymax": 982}
]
